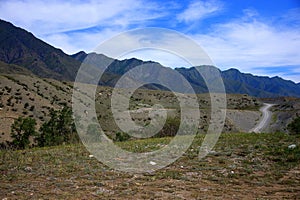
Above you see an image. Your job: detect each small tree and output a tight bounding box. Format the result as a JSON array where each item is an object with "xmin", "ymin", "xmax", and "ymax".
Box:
[
  {"xmin": 86, "ymin": 123, "xmax": 101, "ymax": 142},
  {"xmin": 37, "ymin": 107, "xmax": 78, "ymax": 147},
  {"xmin": 29, "ymin": 105, "xmax": 35, "ymax": 111},
  {"xmin": 155, "ymin": 117, "xmax": 180, "ymax": 138},
  {"xmin": 24, "ymin": 102, "xmax": 29, "ymax": 109},
  {"xmin": 288, "ymin": 116, "xmax": 300, "ymax": 135},
  {"xmin": 115, "ymin": 132, "xmax": 130, "ymax": 142},
  {"xmin": 10, "ymin": 117, "xmax": 36, "ymax": 149}
]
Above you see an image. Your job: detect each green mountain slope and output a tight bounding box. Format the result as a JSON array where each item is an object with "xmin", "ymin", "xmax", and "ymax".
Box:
[
  {"xmin": 0, "ymin": 20, "xmax": 80, "ymax": 80},
  {"xmin": 1, "ymin": 19, "xmax": 300, "ymax": 97}
]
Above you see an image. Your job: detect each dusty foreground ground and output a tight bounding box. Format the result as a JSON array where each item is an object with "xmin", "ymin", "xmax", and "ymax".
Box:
[{"xmin": 1, "ymin": 133, "xmax": 299, "ymax": 199}]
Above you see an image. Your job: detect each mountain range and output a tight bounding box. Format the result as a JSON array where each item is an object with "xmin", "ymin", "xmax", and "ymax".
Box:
[{"xmin": 0, "ymin": 19, "xmax": 299, "ymax": 98}]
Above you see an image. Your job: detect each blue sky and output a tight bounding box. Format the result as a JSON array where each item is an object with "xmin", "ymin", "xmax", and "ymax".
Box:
[{"xmin": 0, "ymin": 0, "xmax": 300, "ymax": 82}]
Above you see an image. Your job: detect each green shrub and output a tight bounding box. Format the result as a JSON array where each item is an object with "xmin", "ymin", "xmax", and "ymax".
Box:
[
  {"xmin": 115, "ymin": 132, "xmax": 130, "ymax": 142},
  {"xmin": 24, "ymin": 102, "xmax": 29, "ymax": 109},
  {"xmin": 155, "ymin": 117, "xmax": 180, "ymax": 138},
  {"xmin": 288, "ymin": 116, "xmax": 300, "ymax": 135},
  {"xmin": 29, "ymin": 105, "xmax": 35, "ymax": 111},
  {"xmin": 86, "ymin": 124, "xmax": 101, "ymax": 142},
  {"xmin": 36, "ymin": 107, "xmax": 79, "ymax": 147},
  {"xmin": 10, "ymin": 117, "xmax": 36, "ymax": 149}
]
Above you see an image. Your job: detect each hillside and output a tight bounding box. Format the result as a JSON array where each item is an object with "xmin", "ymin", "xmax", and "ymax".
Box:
[
  {"xmin": 0, "ymin": 73, "xmax": 264, "ymax": 142},
  {"xmin": 221, "ymin": 68, "xmax": 300, "ymax": 98},
  {"xmin": 0, "ymin": 60, "xmax": 32, "ymax": 75},
  {"xmin": 0, "ymin": 20, "xmax": 80, "ymax": 80},
  {"xmin": 266, "ymin": 97, "xmax": 300, "ymax": 133},
  {"xmin": 175, "ymin": 67, "xmax": 300, "ymax": 97},
  {"xmin": 0, "ymin": 74, "xmax": 73, "ymax": 141}
]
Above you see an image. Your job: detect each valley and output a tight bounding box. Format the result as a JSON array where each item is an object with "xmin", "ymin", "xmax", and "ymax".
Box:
[
  {"xmin": 1, "ymin": 72, "xmax": 296, "ymax": 144},
  {"xmin": 0, "ymin": 18, "xmax": 299, "ymax": 199}
]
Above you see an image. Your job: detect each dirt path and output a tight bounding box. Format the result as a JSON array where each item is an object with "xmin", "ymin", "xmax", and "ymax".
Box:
[{"xmin": 250, "ymin": 103, "xmax": 274, "ymax": 133}]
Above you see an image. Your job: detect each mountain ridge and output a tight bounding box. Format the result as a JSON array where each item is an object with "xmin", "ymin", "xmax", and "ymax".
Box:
[
  {"xmin": 0, "ymin": 19, "xmax": 299, "ymax": 98},
  {"xmin": 0, "ymin": 19, "xmax": 81, "ymax": 80}
]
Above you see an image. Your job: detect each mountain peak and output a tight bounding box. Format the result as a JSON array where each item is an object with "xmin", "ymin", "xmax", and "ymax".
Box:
[
  {"xmin": 71, "ymin": 51, "xmax": 88, "ymax": 62},
  {"xmin": 71, "ymin": 51, "xmax": 87, "ymax": 56},
  {"xmin": 224, "ymin": 68, "xmax": 241, "ymax": 73}
]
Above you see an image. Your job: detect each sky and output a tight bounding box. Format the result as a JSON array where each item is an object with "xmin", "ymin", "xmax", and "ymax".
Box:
[{"xmin": 0, "ymin": 0, "xmax": 300, "ymax": 83}]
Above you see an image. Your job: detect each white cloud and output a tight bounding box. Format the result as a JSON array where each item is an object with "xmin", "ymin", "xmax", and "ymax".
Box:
[
  {"xmin": 120, "ymin": 49, "xmax": 192, "ymax": 68},
  {"xmin": 1, "ymin": 0, "xmax": 299, "ymax": 82},
  {"xmin": 93, "ymin": 29, "xmax": 213, "ymax": 67},
  {"xmin": 0, "ymin": 0, "xmax": 164, "ymax": 35},
  {"xmin": 177, "ymin": 0, "xmax": 223, "ymax": 23},
  {"xmin": 42, "ymin": 28, "xmax": 123, "ymax": 54},
  {"xmin": 192, "ymin": 15, "xmax": 300, "ymax": 82},
  {"xmin": 48, "ymin": 13, "xmax": 300, "ymax": 82},
  {"xmin": 0, "ymin": 0, "xmax": 168, "ymax": 54}
]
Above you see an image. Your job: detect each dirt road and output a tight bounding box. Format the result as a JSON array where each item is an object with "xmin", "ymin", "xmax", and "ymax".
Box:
[{"xmin": 250, "ymin": 103, "xmax": 274, "ymax": 133}]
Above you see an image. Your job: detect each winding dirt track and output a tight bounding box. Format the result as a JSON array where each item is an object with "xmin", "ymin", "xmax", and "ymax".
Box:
[{"xmin": 250, "ymin": 103, "xmax": 274, "ymax": 133}]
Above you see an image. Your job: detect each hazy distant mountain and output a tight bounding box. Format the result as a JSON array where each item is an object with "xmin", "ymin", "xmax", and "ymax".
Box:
[
  {"xmin": 71, "ymin": 51, "xmax": 160, "ymax": 75},
  {"xmin": 221, "ymin": 68, "xmax": 300, "ymax": 97},
  {"xmin": 72, "ymin": 51, "xmax": 184, "ymax": 91},
  {"xmin": 175, "ymin": 67, "xmax": 300, "ymax": 97},
  {"xmin": 72, "ymin": 52, "xmax": 300, "ymax": 97},
  {"xmin": 1, "ymin": 19, "xmax": 300, "ymax": 98}
]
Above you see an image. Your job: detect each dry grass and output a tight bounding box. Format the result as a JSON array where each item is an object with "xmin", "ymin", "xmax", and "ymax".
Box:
[{"xmin": 1, "ymin": 132, "xmax": 299, "ymax": 199}]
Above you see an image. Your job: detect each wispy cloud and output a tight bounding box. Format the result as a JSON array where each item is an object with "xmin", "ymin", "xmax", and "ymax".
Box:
[
  {"xmin": 0, "ymin": 0, "xmax": 299, "ymax": 82},
  {"xmin": 42, "ymin": 28, "xmax": 126, "ymax": 54},
  {"xmin": 177, "ymin": 0, "xmax": 223, "ymax": 23},
  {"xmin": 192, "ymin": 10, "xmax": 300, "ymax": 82},
  {"xmin": 92, "ymin": 28, "xmax": 212, "ymax": 66},
  {"xmin": 0, "ymin": 0, "xmax": 165, "ymax": 35},
  {"xmin": 253, "ymin": 65, "xmax": 300, "ymax": 83},
  {"xmin": 43, "ymin": 6, "xmax": 300, "ymax": 82},
  {"xmin": 0, "ymin": 0, "xmax": 169, "ymax": 54}
]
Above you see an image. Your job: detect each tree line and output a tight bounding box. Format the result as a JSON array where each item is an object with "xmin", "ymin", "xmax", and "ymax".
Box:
[
  {"xmin": 2, "ymin": 107, "xmax": 79, "ymax": 149},
  {"xmin": 2, "ymin": 107, "xmax": 300, "ymax": 150}
]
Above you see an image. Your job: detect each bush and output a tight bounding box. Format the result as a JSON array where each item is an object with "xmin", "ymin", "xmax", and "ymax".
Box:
[
  {"xmin": 29, "ymin": 105, "xmax": 35, "ymax": 111},
  {"xmin": 288, "ymin": 116, "xmax": 300, "ymax": 135},
  {"xmin": 115, "ymin": 132, "xmax": 130, "ymax": 142},
  {"xmin": 24, "ymin": 102, "xmax": 29, "ymax": 109},
  {"xmin": 86, "ymin": 124, "xmax": 101, "ymax": 142},
  {"xmin": 36, "ymin": 107, "xmax": 79, "ymax": 147},
  {"xmin": 155, "ymin": 117, "xmax": 180, "ymax": 138},
  {"xmin": 10, "ymin": 117, "xmax": 36, "ymax": 149}
]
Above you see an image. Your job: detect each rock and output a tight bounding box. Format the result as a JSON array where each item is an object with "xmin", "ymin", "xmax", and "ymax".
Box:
[
  {"xmin": 24, "ymin": 166, "xmax": 32, "ymax": 172},
  {"xmin": 149, "ymin": 161, "xmax": 156, "ymax": 165},
  {"xmin": 288, "ymin": 144, "xmax": 296, "ymax": 149}
]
